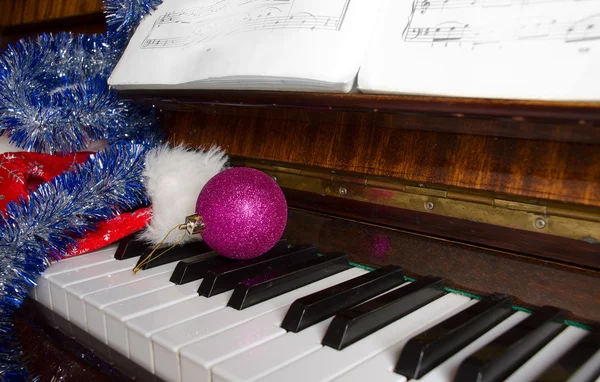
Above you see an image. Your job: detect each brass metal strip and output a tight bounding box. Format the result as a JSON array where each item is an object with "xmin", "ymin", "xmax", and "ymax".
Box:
[{"xmin": 232, "ymin": 158, "xmax": 600, "ymax": 243}]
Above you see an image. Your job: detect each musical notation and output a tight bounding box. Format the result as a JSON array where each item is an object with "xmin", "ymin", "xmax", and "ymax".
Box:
[
  {"xmin": 141, "ymin": 0, "xmax": 351, "ymax": 49},
  {"xmin": 402, "ymin": 0, "xmax": 600, "ymax": 46},
  {"xmin": 404, "ymin": 16, "xmax": 600, "ymax": 44},
  {"xmin": 416, "ymin": 0, "xmax": 595, "ymax": 13}
]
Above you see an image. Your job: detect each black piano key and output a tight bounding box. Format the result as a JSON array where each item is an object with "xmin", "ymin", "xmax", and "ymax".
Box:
[
  {"xmin": 198, "ymin": 243, "xmax": 317, "ymax": 297},
  {"xmin": 322, "ymin": 276, "xmax": 446, "ymax": 350},
  {"xmin": 169, "ymin": 251, "xmax": 225, "ymax": 284},
  {"xmin": 393, "ymin": 293, "xmax": 514, "ymax": 379},
  {"xmin": 454, "ymin": 306, "xmax": 565, "ymax": 382},
  {"xmin": 133, "ymin": 240, "xmax": 213, "ymax": 271},
  {"xmin": 281, "ymin": 265, "xmax": 405, "ymax": 333},
  {"xmin": 114, "ymin": 236, "xmax": 153, "ymax": 260},
  {"xmin": 534, "ymin": 331, "xmax": 600, "ymax": 382},
  {"xmin": 227, "ymin": 252, "xmax": 351, "ymax": 310},
  {"xmin": 170, "ymin": 239, "xmax": 288, "ymax": 285}
]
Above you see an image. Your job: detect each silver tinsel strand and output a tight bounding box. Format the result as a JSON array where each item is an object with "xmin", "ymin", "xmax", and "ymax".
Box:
[
  {"xmin": 0, "ymin": 1, "xmax": 163, "ymax": 378},
  {"xmin": 0, "ymin": 143, "xmax": 152, "ymax": 379},
  {"xmin": 104, "ymin": 0, "xmax": 163, "ymax": 48},
  {"xmin": 0, "ymin": 33, "xmax": 163, "ymax": 154}
]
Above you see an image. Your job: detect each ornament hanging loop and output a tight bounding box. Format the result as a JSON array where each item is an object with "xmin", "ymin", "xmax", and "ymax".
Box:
[
  {"xmin": 132, "ymin": 223, "xmax": 186, "ymax": 274},
  {"xmin": 184, "ymin": 214, "xmax": 205, "ymax": 235},
  {"xmin": 132, "ymin": 214, "xmax": 204, "ymax": 274}
]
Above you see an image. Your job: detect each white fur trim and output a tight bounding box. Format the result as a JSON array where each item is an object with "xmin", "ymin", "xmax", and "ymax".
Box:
[{"xmin": 139, "ymin": 144, "xmax": 228, "ymax": 245}]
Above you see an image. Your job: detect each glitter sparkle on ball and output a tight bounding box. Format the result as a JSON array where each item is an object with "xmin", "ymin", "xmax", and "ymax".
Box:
[
  {"xmin": 196, "ymin": 167, "xmax": 288, "ymax": 260},
  {"xmin": 196, "ymin": 167, "xmax": 287, "ymax": 259}
]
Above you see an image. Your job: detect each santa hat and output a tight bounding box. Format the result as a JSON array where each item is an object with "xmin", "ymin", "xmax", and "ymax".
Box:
[
  {"xmin": 0, "ymin": 140, "xmax": 229, "ymax": 255},
  {"xmin": 0, "ymin": 138, "xmax": 228, "ymax": 378},
  {"xmin": 0, "ymin": 0, "xmax": 207, "ymax": 378},
  {"xmin": 0, "ymin": 146, "xmax": 153, "ymax": 256}
]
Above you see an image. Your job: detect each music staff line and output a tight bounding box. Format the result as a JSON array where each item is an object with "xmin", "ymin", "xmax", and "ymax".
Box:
[
  {"xmin": 155, "ymin": 0, "xmax": 291, "ymax": 24},
  {"xmin": 415, "ymin": 0, "xmax": 596, "ymax": 13},
  {"xmin": 156, "ymin": 0, "xmax": 257, "ymax": 25},
  {"xmin": 402, "ymin": 16, "xmax": 600, "ymax": 44},
  {"xmin": 154, "ymin": 0, "xmax": 348, "ymax": 28},
  {"xmin": 142, "ymin": 14, "xmax": 343, "ymax": 49}
]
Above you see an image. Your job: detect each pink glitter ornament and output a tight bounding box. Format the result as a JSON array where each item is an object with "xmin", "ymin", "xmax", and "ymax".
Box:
[{"xmin": 195, "ymin": 167, "xmax": 288, "ymax": 259}]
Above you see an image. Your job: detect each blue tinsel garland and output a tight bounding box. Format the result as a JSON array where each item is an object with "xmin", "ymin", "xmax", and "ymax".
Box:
[
  {"xmin": 104, "ymin": 0, "xmax": 163, "ymax": 49},
  {"xmin": 0, "ymin": 33, "xmax": 163, "ymax": 154},
  {"xmin": 0, "ymin": 0, "xmax": 165, "ymax": 379},
  {"xmin": 0, "ymin": 1, "xmax": 164, "ymax": 154},
  {"xmin": 0, "ymin": 142, "xmax": 153, "ymax": 379}
]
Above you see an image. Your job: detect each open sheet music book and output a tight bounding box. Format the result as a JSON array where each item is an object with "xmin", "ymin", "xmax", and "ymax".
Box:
[
  {"xmin": 109, "ymin": 0, "xmax": 600, "ymax": 100},
  {"xmin": 108, "ymin": 0, "xmax": 384, "ymax": 92},
  {"xmin": 357, "ymin": 0, "xmax": 600, "ymax": 101}
]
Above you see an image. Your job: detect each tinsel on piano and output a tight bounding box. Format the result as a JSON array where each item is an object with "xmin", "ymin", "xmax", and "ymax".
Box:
[
  {"xmin": 0, "ymin": 0, "xmax": 294, "ymax": 377},
  {"xmin": 0, "ymin": 0, "xmax": 164, "ymax": 379}
]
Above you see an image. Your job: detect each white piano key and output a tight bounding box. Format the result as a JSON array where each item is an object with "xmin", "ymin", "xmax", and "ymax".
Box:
[
  {"xmin": 126, "ymin": 290, "xmax": 233, "ymax": 373},
  {"xmin": 503, "ymin": 325, "xmax": 590, "ymax": 382},
  {"xmin": 84, "ymin": 270, "xmax": 176, "ymax": 343},
  {"xmin": 54, "ymin": 312, "xmax": 77, "ymax": 338},
  {"xmin": 334, "ymin": 349, "xmax": 407, "ymax": 382},
  {"xmin": 180, "ymin": 306, "xmax": 291, "ymax": 382},
  {"xmin": 70, "ymin": 323, "xmax": 93, "ymax": 349},
  {"xmin": 88, "ymin": 334, "xmax": 114, "ymax": 364},
  {"xmin": 44, "ymin": 244, "xmax": 119, "ymax": 277},
  {"xmin": 29, "ymin": 286, "xmax": 37, "ymax": 301},
  {"xmin": 568, "ymin": 348, "xmax": 600, "ymax": 382},
  {"xmin": 35, "ymin": 302, "xmax": 58, "ymax": 329},
  {"xmin": 258, "ymin": 293, "xmax": 473, "ymax": 382},
  {"xmin": 64, "ymin": 259, "xmax": 141, "ymax": 330},
  {"xmin": 35, "ymin": 278, "xmax": 53, "ymax": 308},
  {"xmin": 338, "ymin": 311, "xmax": 525, "ymax": 382},
  {"xmin": 397, "ymin": 310, "xmax": 530, "ymax": 382},
  {"xmin": 35, "ymin": 245, "xmax": 118, "ymax": 309},
  {"xmin": 212, "ymin": 317, "xmax": 333, "ymax": 382},
  {"xmin": 213, "ymin": 282, "xmax": 410, "ymax": 382},
  {"xmin": 212, "ymin": 318, "xmax": 332, "ymax": 382},
  {"xmin": 104, "ymin": 278, "xmax": 203, "ymax": 357},
  {"xmin": 48, "ymin": 256, "xmax": 139, "ymax": 319},
  {"xmin": 66, "ymin": 262, "xmax": 174, "ymax": 330},
  {"xmin": 153, "ymin": 267, "xmax": 367, "ymax": 382}
]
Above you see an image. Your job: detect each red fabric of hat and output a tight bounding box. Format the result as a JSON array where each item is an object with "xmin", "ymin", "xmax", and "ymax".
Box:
[{"xmin": 0, "ymin": 151, "xmax": 151, "ymax": 257}]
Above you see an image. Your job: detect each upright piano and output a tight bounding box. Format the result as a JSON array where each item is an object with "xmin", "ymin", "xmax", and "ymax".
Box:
[{"xmin": 2, "ymin": 3, "xmax": 599, "ymax": 381}]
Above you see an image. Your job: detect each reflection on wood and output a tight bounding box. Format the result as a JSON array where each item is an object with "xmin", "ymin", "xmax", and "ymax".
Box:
[{"xmin": 283, "ymin": 208, "xmax": 600, "ymax": 324}]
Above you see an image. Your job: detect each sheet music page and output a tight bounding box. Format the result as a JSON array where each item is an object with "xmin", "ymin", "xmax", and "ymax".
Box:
[
  {"xmin": 358, "ymin": 0, "xmax": 600, "ymax": 101},
  {"xmin": 109, "ymin": 0, "xmax": 383, "ymax": 92}
]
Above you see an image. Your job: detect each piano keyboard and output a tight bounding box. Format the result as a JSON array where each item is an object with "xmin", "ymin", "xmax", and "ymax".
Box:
[{"xmin": 29, "ymin": 239, "xmax": 600, "ymax": 382}]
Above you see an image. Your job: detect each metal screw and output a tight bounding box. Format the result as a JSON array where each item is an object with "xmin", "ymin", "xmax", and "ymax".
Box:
[
  {"xmin": 271, "ymin": 176, "xmax": 277, "ymax": 182},
  {"xmin": 425, "ymin": 202, "xmax": 434, "ymax": 210},
  {"xmin": 339, "ymin": 187, "xmax": 347, "ymax": 196},
  {"xmin": 535, "ymin": 218, "xmax": 546, "ymax": 229}
]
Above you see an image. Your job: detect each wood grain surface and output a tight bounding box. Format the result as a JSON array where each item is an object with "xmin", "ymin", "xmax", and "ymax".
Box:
[
  {"xmin": 284, "ymin": 208, "xmax": 600, "ymax": 324},
  {"xmin": 122, "ymin": 89, "xmax": 600, "ymax": 124},
  {"xmin": 0, "ymin": 1, "xmax": 107, "ymax": 49},
  {"xmin": 163, "ymin": 109, "xmax": 600, "ymax": 208},
  {"xmin": 0, "ymin": 0, "xmax": 103, "ymax": 26},
  {"xmin": 0, "ymin": 13, "xmax": 107, "ymax": 49}
]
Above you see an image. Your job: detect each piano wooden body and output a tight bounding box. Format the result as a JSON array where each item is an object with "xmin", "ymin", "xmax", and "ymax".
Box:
[
  {"xmin": 2, "ymin": 3, "xmax": 599, "ymax": 381},
  {"xmin": 144, "ymin": 90, "xmax": 600, "ymax": 321}
]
